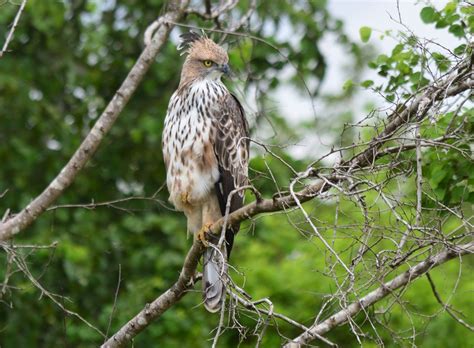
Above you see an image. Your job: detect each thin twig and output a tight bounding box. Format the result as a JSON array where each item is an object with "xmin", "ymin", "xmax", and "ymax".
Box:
[
  {"xmin": 426, "ymin": 273, "xmax": 474, "ymax": 332},
  {"xmin": 0, "ymin": 0, "xmax": 27, "ymax": 58},
  {"xmin": 105, "ymin": 264, "xmax": 122, "ymax": 340}
]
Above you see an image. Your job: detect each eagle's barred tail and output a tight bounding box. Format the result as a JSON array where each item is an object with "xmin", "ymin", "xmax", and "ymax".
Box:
[{"xmin": 202, "ymin": 247, "xmax": 227, "ymax": 313}]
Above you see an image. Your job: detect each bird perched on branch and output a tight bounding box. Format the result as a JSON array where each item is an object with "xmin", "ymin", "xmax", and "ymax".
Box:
[{"xmin": 162, "ymin": 31, "xmax": 249, "ymax": 312}]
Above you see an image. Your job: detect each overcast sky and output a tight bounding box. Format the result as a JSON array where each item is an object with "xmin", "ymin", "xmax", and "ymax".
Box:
[
  {"xmin": 273, "ymin": 0, "xmax": 455, "ymax": 122},
  {"xmin": 325, "ymin": 0, "xmax": 455, "ymax": 90}
]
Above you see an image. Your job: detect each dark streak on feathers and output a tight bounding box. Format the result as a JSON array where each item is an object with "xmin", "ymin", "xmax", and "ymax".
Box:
[
  {"xmin": 178, "ymin": 31, "xmax": 203, "ymax": 51},
  {"xmin": 213, "ymin": 93, "xmax": 249, "ymax": 258}
]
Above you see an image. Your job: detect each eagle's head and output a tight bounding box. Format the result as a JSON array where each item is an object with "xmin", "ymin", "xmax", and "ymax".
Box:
[{"xmin": 178, "ymin": 31, "xmax": 230, "ymax": 83}]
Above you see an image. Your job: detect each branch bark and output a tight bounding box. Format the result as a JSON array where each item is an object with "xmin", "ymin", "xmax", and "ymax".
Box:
[
  {"xmin": 283, "ymin": 242, "xmax": 474, "ymax": 347},
  {"xmin": 0, "ymin": 0, "xmax": 190, "ymax": 241}
]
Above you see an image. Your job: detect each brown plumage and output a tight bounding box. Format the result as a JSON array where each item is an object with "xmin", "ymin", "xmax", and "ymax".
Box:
[{"xmin": 162, "ymin": 32, "xmax": 249, "ymax": 312}]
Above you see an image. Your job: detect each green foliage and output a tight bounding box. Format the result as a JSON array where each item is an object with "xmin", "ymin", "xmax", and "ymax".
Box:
[
  {"xmin": 420, "ymin": 6, "xmax": 437, "ymax": 24},
  {"xmin": 422, "ymin": 109, "xmax": 474, "ymax": 205},
  {"xmin": 420, "ymin": 1, "xmax": 473, "ymax": 38},
  {"xmin": 359, "ymin": 26, "xmax": 372, "ymax": 43}
]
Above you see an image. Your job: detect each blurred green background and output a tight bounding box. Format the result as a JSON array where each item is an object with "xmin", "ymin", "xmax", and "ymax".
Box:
[{"xmin": 0, "ymin": 0, "xmax": 473, "ymax": 347}]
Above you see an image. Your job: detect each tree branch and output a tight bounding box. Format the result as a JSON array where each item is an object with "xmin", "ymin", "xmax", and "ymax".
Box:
[
  {"xmin": 283, "ymin": 242, "xmax": 474, "ymax": 347},
  {"xmin": 0, "ymin": 0, "xmax": 28, "ymax": 58},
  {"xmin": 0, "ymin": 0, "xmax": 191, "ymax": 241}
]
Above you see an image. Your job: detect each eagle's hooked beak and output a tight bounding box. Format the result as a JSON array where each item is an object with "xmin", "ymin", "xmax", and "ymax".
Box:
[{"xmin": 220, "ymin": 63, "xmax": 230, "ymax": 76}]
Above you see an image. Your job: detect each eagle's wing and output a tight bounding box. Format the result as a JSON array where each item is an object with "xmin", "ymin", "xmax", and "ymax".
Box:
[{"xmin": 212, "ymin": 92, "xmax": 249, "ymax": 257}]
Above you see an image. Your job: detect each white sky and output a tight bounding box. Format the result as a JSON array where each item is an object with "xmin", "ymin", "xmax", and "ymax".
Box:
[{"xmin": 273, "ymin": 0, "xmax": 455, "ymax": 122}]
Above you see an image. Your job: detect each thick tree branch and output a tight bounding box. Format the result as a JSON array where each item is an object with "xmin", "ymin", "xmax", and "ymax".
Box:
[
  {"xmin": 283, "ymin": 242, "xmax": 474, "ymax": 347},
  {"xmin": 105, "ymin": 53, "xmax": 472, "ymax": 345},
  {"xmin": 0, "ymin": 0, "xmax": 190, "ymax": 241}
]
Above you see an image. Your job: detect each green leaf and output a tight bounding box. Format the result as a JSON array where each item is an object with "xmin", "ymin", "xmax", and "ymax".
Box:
[
  {"xmin": 378, "ymin": 65, "xmax": 389, "ymax": 77},
  {"xmin": 420, "ymin": 7, "xmax": 437, "ymax": 23},
  {"xmin": 343, "ymin": 79, "xmax": 354, "ymax": 91},
  {"xmin": 469, "ymin": 15, "xmax": 474, "ymax": 33},
  {"xmin": 396, "ymin": 62, "xmax": 411, "ymax": 74},
  {"xmin": 435, "ymin": 19, "xmax": 449, "ymax": 28},
  {"xmin": 359, "ymin": 26, "xmax": 372, "ymax": 43},
  {"xmin": 428, "ymin": 163, "xmax": 450, "ymax": 189},
  {"xmin": 410, "ymin": 72, "xmax": 430, "ymax": 90},
  {"xmin": 376, "ymin": 54, "xmax": 389, "ymax": 65},
  {"xmin": 432, "ymin": 52, "xmax": 451, "ymax": 72},
  {"xmin": 368, "ymin": 61, "xmax": 378, "ymax": 69},
  {"xmin": 461, "ymin": 6, "xmax": 474, "ymax": 15},
  {"xmin": 449, "ymin": 24, "xmax": 464, "ymax": 37},
  {"xmin": 434, "ymin": 187, "xmax": 446, "ymax": 200},
  {"xmin": 446, "ymin": 14, "xmax": 460, "ymax": 25},
  {"xmin": 360, "ymin": 80, "xmax": 374, "ymax": 88},
  {"xmin": 392, "ymin": 44, "xmax": 404, "ymax": 55},
  {"xmin": 409, "ymin": 54, "xmax": 420, "ymax": 66},
  {"xmin": 443, "ymin": 1, "xmax": 457, "ymax": 15}
]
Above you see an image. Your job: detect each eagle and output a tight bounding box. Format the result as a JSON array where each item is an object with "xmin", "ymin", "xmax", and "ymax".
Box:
[{"xmin": 162, "ymin": 32, "xmax": 249, "ymax": 312}]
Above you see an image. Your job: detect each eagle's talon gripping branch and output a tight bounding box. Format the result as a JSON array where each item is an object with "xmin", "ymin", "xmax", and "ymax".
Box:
[{"xmin": 197, "ymin": 223, "xmax": 213, "ymax": 247}]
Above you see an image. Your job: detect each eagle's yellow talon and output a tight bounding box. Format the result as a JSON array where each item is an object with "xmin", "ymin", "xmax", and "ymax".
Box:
[{"xmin": 197, "ymin": 223, "xmax": 213, "ymax": 247}]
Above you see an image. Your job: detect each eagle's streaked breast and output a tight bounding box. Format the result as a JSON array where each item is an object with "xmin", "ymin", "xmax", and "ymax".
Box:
[{"xmin": 163, "ymin": 79, "xmax": 227, "ymax": 211}]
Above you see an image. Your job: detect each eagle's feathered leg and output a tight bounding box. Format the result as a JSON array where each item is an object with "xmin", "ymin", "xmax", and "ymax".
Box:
[
  {"xmin": 201, "ymin": 193, "xmax": 227, "ymax": 313},
  {"xmin": 183, "ymin": 205, "xmax": 202, "ymax": 239}
]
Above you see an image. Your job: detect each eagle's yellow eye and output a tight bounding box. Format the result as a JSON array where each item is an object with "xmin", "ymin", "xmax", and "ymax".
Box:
[{"xmin": 203, "ymin": 60, "xmax": 213, "ymax": 67}]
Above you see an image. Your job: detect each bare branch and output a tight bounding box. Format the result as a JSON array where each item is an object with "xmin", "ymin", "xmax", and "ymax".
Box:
[
  {"xmin": 284, "ymin": 243, "xmax": 474, "ymax": 347},
  {"xmin": 290, "ymin": 168, "xmax": 353, "ymax": 277},
  {"xmin": 228, "ymin": 289, "xmax": 310, "ymax": 334},
  {"xmin": 47, "ymin": 195, "xmax": 173, "ymax": 212},
  {"xmin": 186, "ymin": 0, "xmax": 238, "ymax": 20},
  {"xmin": 0, "ymin": 0, "xmax": 27, "ymax": 58},
  {"xmin": 3, "ymin": 4, "xmax": 472, "ymax": 344},
  {"xmin": 105, "ymin": 264, "xmax": 123, "ymax": 341},
  {"xmin": 345, "ymin": 61, "xmax": 473, "ymax": 172},
  {"xmin": 2, "ymin": 244, "xmax": 105, "ymax": 337}
]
